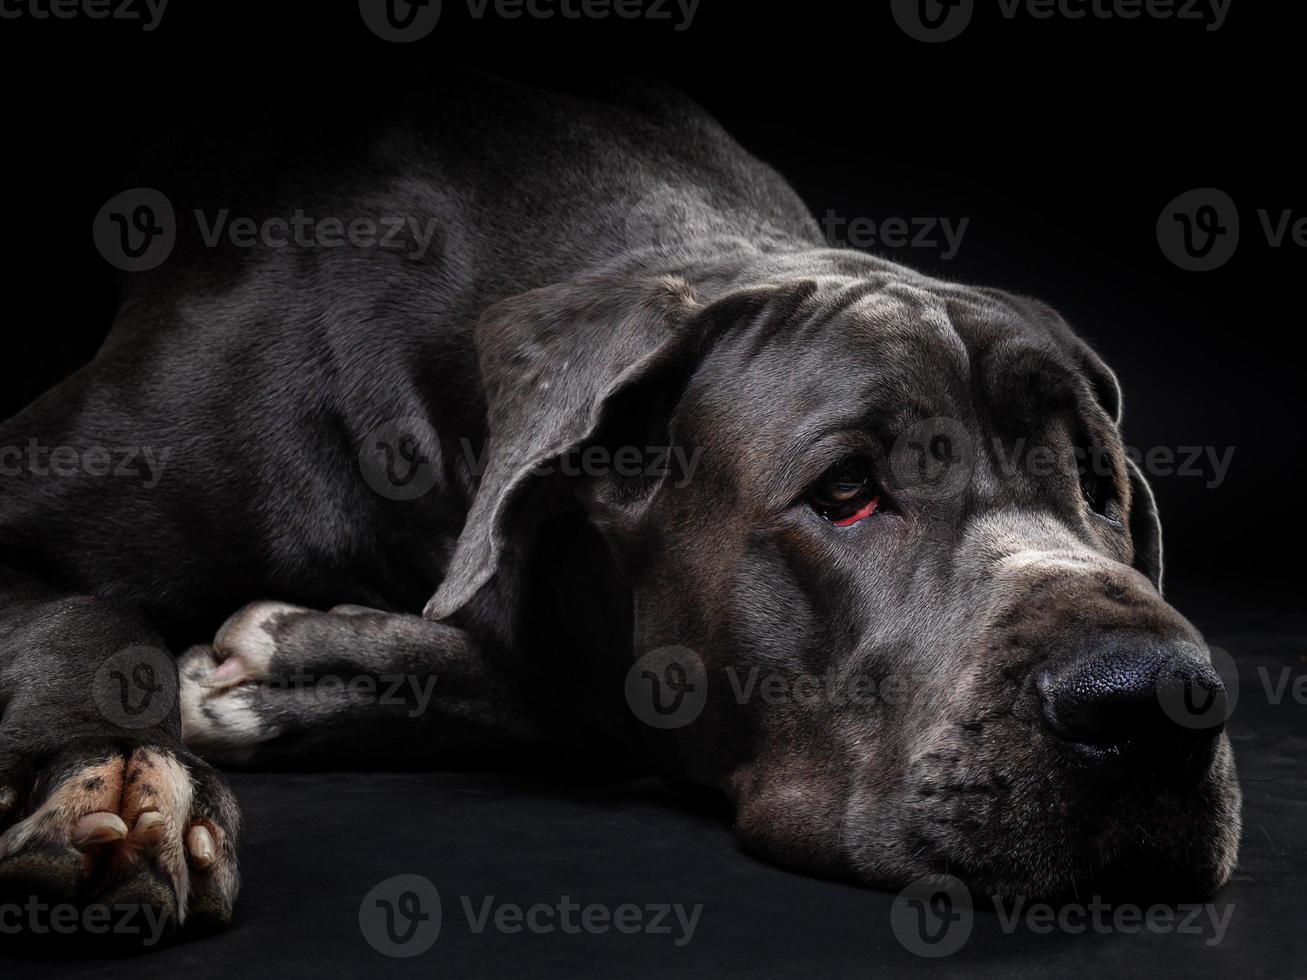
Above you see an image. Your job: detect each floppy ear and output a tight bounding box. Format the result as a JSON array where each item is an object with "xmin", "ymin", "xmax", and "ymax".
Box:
[
  {"xmin": 1126, "ymin": 456, "xmax": 1165, "ymax": 593},
  {"xmin": 422, "ymin": 272, "xmax": 707, "ymax": 622},
  {"xmin": 1012, "ymin": 297, "xmax": 1161, "ymax": 587},
  {"xmin": 1068, "ymin": 341, "xmax": 1124, "ymax": 429},
  {"xmin": 1076, "ymin": 346, "xmax": 1164, "ymax": 591},
  {"xmin": 1080, "ymin": 350, "xmax": 1164, "ymax": 590},
  {"xmin": 1074, "ymin": 348, "xmax": 1163, "ymax": 590}
]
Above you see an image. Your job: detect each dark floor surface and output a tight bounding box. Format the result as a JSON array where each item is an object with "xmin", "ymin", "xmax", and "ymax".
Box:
[{"xmin": 1, "ymin": 578, "xmax": 1302, "ymax": 978}]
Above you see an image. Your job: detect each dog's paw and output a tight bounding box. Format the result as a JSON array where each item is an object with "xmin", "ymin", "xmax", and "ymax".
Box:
[
  {"xmin": 180, "ymin": 601, "xmax": 319, "ymax": 763},
  {"xmin": 208, "ymin": 600, "xmax": 305, "ymax": 690},
  {"xmin": 181, "ymin": 599, "xmax": 436, "ymax": 768},
  {"xmin": 180, "ymin": 643, "xmax": 280, "ymax": 765},
  {"xmin": 0, "ymin": 744, "xmax": 241, "ymax": 942}
]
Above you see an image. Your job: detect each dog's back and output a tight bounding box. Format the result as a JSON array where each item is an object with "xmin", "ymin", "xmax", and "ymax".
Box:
[
  {"xmin": 0, "ymin": 68, "xmax": 818, "ymax": 635},
  {"xmin": 122, "ymin": 65, "xmax": 819, "ymax": 323}
]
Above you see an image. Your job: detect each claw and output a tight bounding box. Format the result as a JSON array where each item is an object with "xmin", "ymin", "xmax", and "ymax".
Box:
[
  {"xmin": 186, "ymin": 825, "xmax": 216, "ymax": 870},
  {"xmin": 133, "ymin": 811, "xmax": 167, "ymax": 847},
  {"xmin": 71, "ymin": 811, "xmax": 129, "ymax": 850}
]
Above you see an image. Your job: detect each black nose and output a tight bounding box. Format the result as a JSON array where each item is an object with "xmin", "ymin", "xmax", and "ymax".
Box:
[{"xmin": 1037, "ymin": 642, "xmax": 1227, "ymax": 780}]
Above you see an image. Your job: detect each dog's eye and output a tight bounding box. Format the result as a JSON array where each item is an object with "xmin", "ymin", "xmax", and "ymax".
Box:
[
  {"xmin": 1080, "ymin": 471, "xmax": 1104, "ymax": 512},
  {"xmin": 809, "ymin": 457, "xmax": 881, "ymax": 526},
  {"xmin": 1078, "ymin": 452, "xmax": 1121, "ymax": 523}
]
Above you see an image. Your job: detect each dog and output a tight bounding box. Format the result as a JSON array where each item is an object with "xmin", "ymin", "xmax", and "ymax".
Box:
[{"xmin": 0, "ymin": 66, "xmax": 1240, "ymax": 939}]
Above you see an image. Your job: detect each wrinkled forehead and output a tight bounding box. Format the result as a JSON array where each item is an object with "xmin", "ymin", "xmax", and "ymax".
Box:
[{"xmin": 678, "ymin": 279, "xmax": 1088, "ymax": 467}]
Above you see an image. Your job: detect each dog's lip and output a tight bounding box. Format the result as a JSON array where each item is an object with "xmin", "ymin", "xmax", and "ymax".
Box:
[
  {"xmin": 1064, "ymin": 739, "xmax": 1120, "ymax": 760},
  {"xmin": 1047, "ymin": 733, "xmax": 1224, "ymax": 799}
]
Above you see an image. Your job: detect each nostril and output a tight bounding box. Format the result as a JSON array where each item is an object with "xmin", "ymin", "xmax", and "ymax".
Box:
[
  {"xmin": 1155, "ymin": 659, "xmax": 1228, "ymax": 734},
  {"xmin": 1038, "ymin": 645, "xmax": 1226, "ymax": 777},
  {"xmin": 1037, "ymin": 650, "xmax": 1161, "ymax": 744}
]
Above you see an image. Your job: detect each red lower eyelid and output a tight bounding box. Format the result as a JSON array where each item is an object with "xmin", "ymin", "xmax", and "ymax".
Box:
[{"xmin": 832, "ymin": 496, "xmax": 880, "ymax": 527}]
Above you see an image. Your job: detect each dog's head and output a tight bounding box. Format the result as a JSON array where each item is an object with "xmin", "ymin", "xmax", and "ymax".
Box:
[{"xmin": 427, "ymin": 253, "xmax": 1241, "ymax": 899}]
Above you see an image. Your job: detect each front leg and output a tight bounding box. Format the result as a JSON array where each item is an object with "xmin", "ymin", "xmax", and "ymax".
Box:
[
  {"xmin": 0, "ymin": 579, "xmax": 242, "ymax": 940},
  {"xmin": 181, "ymin": 603, "xmax": 553, "ymax": 768}
]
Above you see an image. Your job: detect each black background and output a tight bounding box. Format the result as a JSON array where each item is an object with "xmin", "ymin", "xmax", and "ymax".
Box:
[
  {"xmin": 1, "ymin": 0, "xmax": 1301, "ymax": 583},
  {"xmin": 1, "ymin": 5, "xmax": 1304, "ymax": 976}
]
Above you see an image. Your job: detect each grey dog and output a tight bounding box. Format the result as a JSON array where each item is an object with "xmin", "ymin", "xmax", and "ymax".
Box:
[{"xmin": 0, "ymin": 67, "xmax": 1240, "ymax": 938}]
